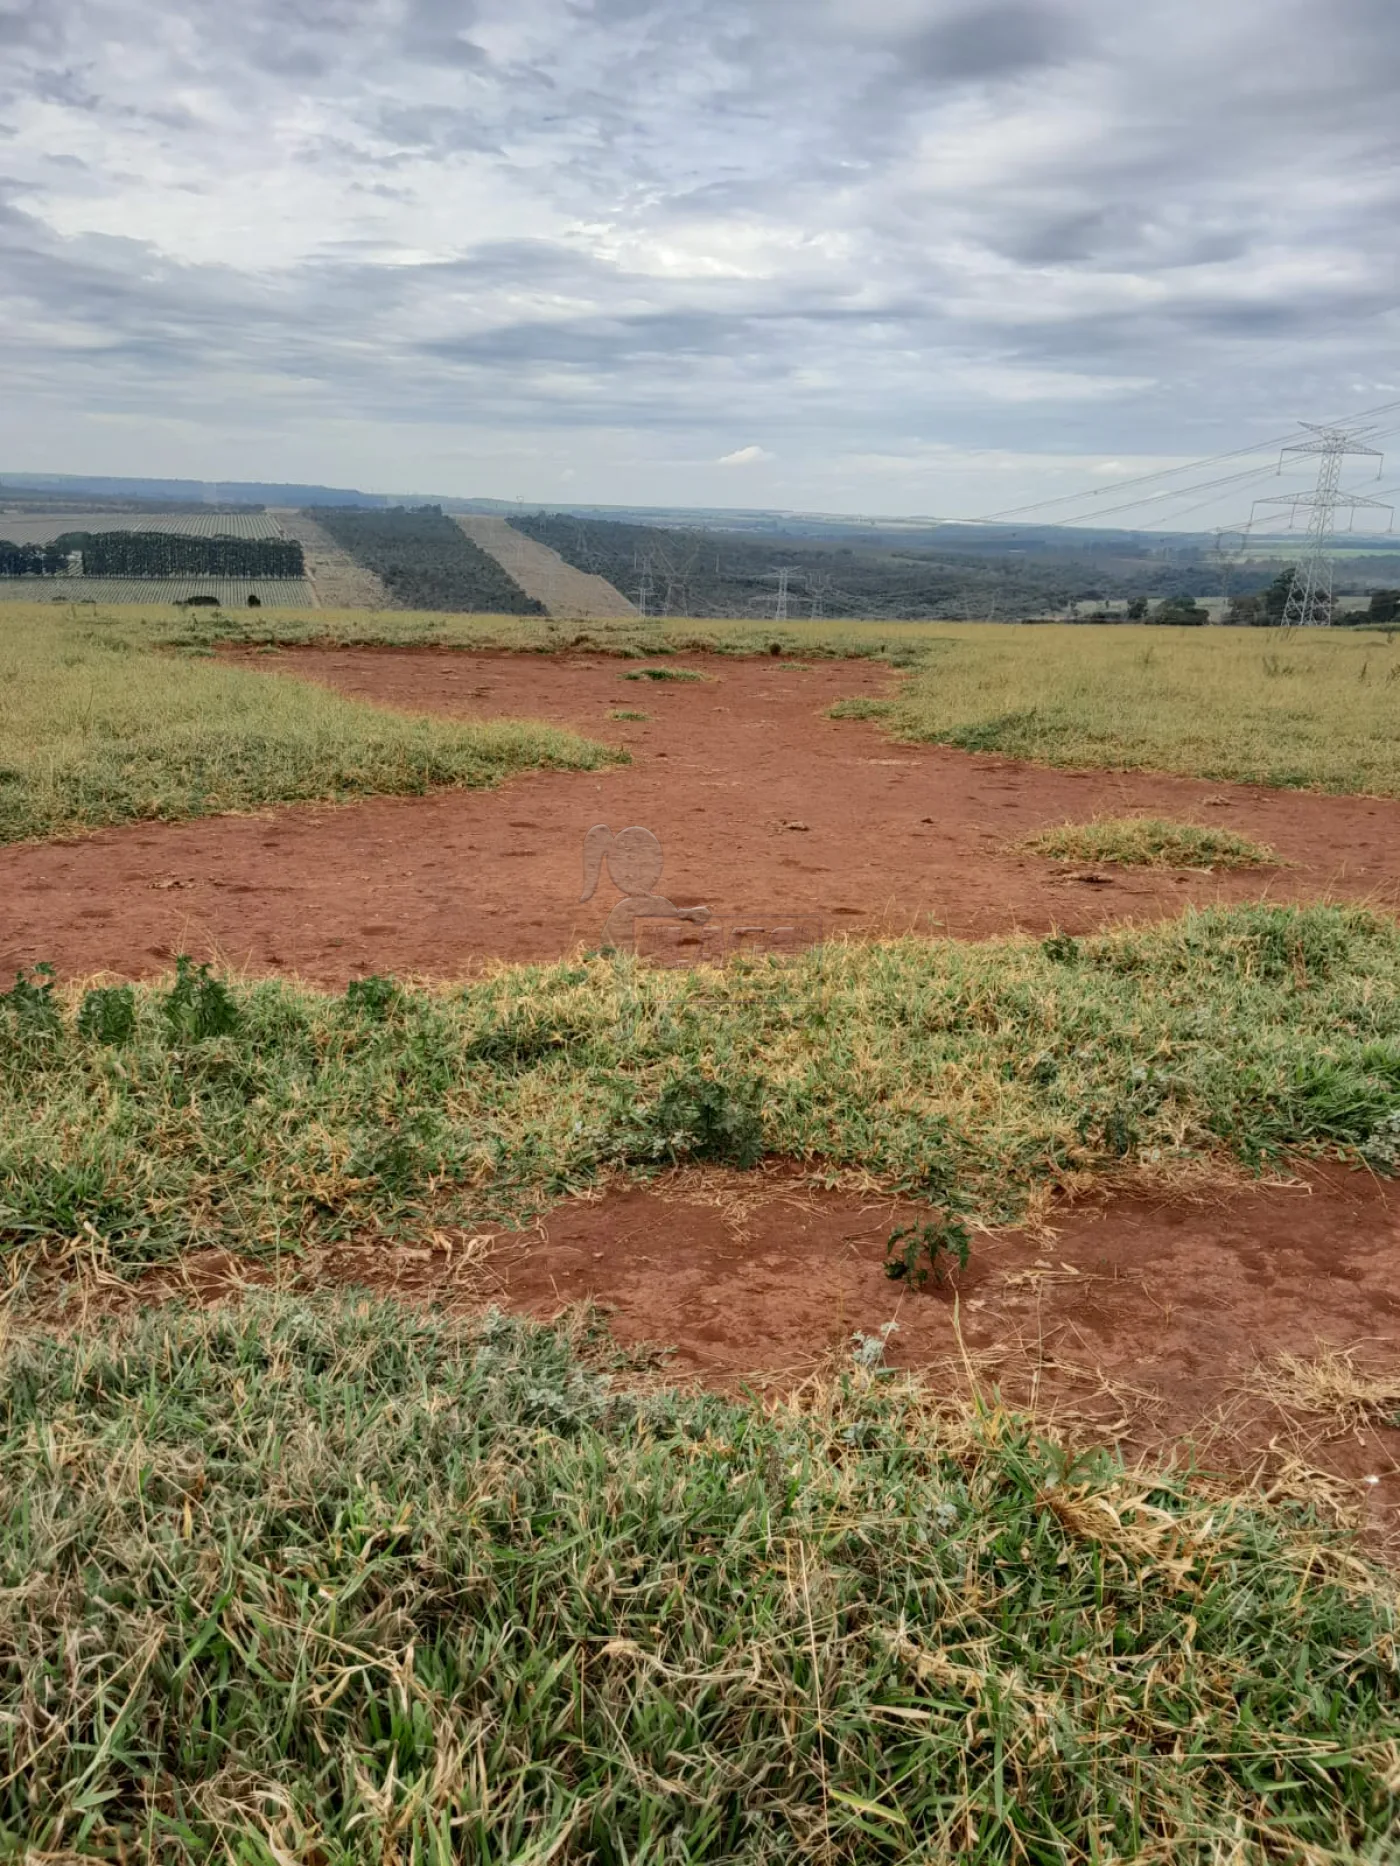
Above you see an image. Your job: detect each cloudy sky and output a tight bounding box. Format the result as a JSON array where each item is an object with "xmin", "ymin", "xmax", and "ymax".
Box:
[{"xmin": 2, "ymin": 0, "xmax": 1398, "ymax": 515}]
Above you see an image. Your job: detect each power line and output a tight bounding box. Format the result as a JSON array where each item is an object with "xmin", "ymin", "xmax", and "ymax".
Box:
[
  {"xmin": 964, "ymin": 394, "xmax": 1400, "ymax": 527},
  {"xmin": 1252, "ymin": 425, "xmax": 1390, "ymax": 628}
]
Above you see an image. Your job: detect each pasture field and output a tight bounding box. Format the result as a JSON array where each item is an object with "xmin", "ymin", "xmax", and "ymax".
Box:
[
  {"xmin": 44, "ymin": 601, "xmax": 1397, "ymax": 797},
  {"xmin": 3, "ymin": 904, "xmax": 1399, "ymax": 1268},
  {"xmin": 882, "ymin": 621, "xmax": 1400, "ymax": 796},
  {"xmin": 0, "ymin": 605, "xmax": 618, "ymax": 843},
  {"xmin": 3, "ymin": 602, "xmax": 1400, "ymax": 1859},
  {"xmin": 0, "ymin": 576, "xmax": 313, "ymax": 605},
  {"xmin": 0, "ymin": 509, "xmax": 284, "ymax": 542},
  {"xmin": 2, "ymin": 1292, "xmax": 1395, "ymax": 1862}
]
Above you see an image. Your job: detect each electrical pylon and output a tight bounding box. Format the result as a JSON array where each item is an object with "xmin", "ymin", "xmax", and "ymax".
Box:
[
  {"xmin": 1253, "ymin": 424, "xmax": 1390, "ymax": 628},
  {"xmin": 764, "ymin": 566, "xmax": 793, "ymax": 621}
]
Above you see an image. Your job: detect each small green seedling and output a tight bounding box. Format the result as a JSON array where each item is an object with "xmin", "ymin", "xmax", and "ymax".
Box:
[
  {"xmin": 163, "ymin": 955, "xmax": 240, "ymax": 1042},
  {"xmin": 343, "ymin": 974, "xmax": 401, "ymax": 1021},
  {"xmin": 0, "ymin": 964, "xmax": 61, "ymax": 1038},
  {"xmin": 885, "ymin": 1214, "xmax": 971, "ymax": 1289},
  {"xmin": 77, "ymin": 984, "xmax": 137, "ymax": 1045}
]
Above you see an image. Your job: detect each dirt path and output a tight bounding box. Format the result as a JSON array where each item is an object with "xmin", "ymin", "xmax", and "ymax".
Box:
[
  {"xmin": 4, "ymin": 649, "xmax": 1400, "ymax": 986},
  {"xmin": 456, "ymin": 516, "xmax": 634, "ymax": 617}
]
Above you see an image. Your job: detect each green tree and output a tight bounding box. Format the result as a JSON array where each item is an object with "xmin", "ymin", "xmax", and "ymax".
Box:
[{"xmin": 1153, "ymin": 594, "xmax": 1206, "ymax": 625}]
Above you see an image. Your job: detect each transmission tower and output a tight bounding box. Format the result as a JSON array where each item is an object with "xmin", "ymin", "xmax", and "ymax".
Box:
[
  {"xmin": 1253, "ymin": 424, "xmax": 1390, "ymax": 628},
  {"xmin": 636, "ymin": 553, "xmax": 653, "ymax": 618},
  {"xmin": 767, "ymin": 566, "xmax": 793, "ymax": 622}
]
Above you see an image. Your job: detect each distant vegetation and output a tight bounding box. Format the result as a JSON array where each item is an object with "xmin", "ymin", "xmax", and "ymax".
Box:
[
  {"xmin": 511, "ymin": 511, "xmax": 1291, "ymax": 621},
  {"xmin": 309, "ymin": 506, "xmax": 544, "ymax": 613},
  {"xmin": 0, "ymin": 532, "xmax": 303, "ymax": 579},
  {"xmin": 0, "ymin": 541, "xmax": 69, "ymax": 577}
]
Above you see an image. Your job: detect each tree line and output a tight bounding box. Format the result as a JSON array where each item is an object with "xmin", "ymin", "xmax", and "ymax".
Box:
[
  {"xmin": 0, "ymin": 533, "xmax": 304, "ymax": 579},
  {"xmin": 308, "ymin": 507, "xmax": 543, "ymax": 614}
]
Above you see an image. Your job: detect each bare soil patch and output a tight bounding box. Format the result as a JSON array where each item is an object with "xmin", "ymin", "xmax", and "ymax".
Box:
[
  {"xmin": 489, "ymin": 1166, "xmax": 1400, "ymax": 1539},
  {"xmin": 49, "ymin": 1164, "xmax": 1399, "ymax": 1550},
  {"xmin": 4, "ymin": 649, "xmax": 1400, "ymax": 985}
]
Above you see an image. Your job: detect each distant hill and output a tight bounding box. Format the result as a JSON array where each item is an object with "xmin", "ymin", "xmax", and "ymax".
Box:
[{"xmin": 0, "ymin": 474, "xmax": 390, "ymax": 509}]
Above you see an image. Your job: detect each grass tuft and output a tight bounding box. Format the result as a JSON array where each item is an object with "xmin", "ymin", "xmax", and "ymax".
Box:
[
  {"xmin": 1, "ymin": 1293, "xmax": 1395, "ymax": 1862},
  {"xmin": 0, "ymin": 610, "xmax": 620, "ymax": 842},
  {"xmin": 1021, "ymin": 815, "xmax": 1279, "ymax": 870}
]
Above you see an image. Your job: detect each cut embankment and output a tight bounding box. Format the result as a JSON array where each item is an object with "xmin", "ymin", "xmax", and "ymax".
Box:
[
  {"xmin": 0, "ymin": 617, "xmax": 620, "ymax": 843},
  {"xmin": 2, "ymin": 1293, "xmax": 1396, "ymax": 1861},
  {"xmin": 3, "ymin": 904, "xmax": 1398, "ymax": 1273}
]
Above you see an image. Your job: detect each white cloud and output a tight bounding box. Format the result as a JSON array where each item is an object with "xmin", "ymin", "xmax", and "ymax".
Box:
[{"xmin": 717, "ymin": 445, "xmax": 774, "ymax": 467}]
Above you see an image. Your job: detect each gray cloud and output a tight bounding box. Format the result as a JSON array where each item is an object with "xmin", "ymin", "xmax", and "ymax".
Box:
[{"xmin": 0, "ymin": 0, "xmax": 1397, "ymax": 513}]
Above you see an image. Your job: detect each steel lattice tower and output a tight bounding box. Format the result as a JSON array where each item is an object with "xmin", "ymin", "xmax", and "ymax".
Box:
[{"xmin": 1255, "ymin": 425, "xmax": 1389, "ymax": 627}]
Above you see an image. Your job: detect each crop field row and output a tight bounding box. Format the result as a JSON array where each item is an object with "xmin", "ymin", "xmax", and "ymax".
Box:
[
  {"xmin": 0, "ymin": 577, "xmax": 313, "ymax": 605},
  {"xmin": 0, "ymin": 510, "xmax": 284, "ymax": 544}
]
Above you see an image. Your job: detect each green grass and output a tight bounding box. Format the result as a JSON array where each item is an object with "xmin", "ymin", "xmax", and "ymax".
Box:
[
  {"xmin": 1021, "ymin": 816, "xmax": 1279, "ymax": 870},
  {"xmin": 609, "ymin": 708, "xmax": 650, "ymax": 721},
  {"xmin": 2, "ymin": 1293, "xmax": 1395, "ymax": 1863},
  {"xmin": 0, "ymin": 607, "xmax": 621, "ymax": 843},
  {"xmin": 4, "ymin": 904, "xmax": 1399, "ymax": 1275},
  {"xmin": 880, "ymin": 623, "xmax": 1400, "ymax": 796}
]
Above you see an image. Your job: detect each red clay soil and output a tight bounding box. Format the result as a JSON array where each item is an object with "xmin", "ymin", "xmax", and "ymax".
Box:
[
  {"xmin": 119, "ymin": 1163, "xmax": 1400, "ymax": 1547},
  {"xmin": 3, "ymin": 650, "xmax": 1400, "ymax": 985},
  {"xmin": 493, "ymin": 1165, "xmax": 1400, "ymax": 1538}
]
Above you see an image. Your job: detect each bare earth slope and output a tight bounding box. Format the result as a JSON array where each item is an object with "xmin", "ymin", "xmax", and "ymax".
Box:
[
  {"xmin": 456, "ymin": 515, "xmax": 634, "ymax": 617},
  {"xmin": 270, "ymin": 509, "xmax": 395, "ymax": 610}
]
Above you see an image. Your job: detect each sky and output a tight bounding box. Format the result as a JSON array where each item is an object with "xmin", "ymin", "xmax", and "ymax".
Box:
[{"xmin": 2, "ymin": 0, "xmax": 1399, "ymax": 518}]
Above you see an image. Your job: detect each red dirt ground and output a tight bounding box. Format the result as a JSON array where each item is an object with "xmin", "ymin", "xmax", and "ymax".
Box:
[
  {"xmin": 119, "ymin": 1163, "xmax": 1400, "ymax": 1547},
  {"xmin": 9, "ymin": 650, "xmax": 1400, "ymax": 1535},
  {"xmin": 3, "ymin": 649, "xmax": 1400, "ymax": 985},
  {"xmin": 503, "ymin": 1164, "xmax": 1400, "ymax": 1544}
]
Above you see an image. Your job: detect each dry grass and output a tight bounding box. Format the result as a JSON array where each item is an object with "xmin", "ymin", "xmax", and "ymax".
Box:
[
  {"xmin": 0, "ymin": 605, "xmax": 620, "ymax": 842},
  {"xmin": 886, "ymin": 622, "xmax": 1400, "ymax": 796},
  {"xmin": 1250, "ymin": 1348, "xmax": 1400, "ymax": 1437},
  {"xmin": 1020, "ymin": 814, "xmax": 1280, "ymax": 870}
]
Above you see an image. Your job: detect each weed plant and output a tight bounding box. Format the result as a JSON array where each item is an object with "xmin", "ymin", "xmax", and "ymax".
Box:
[
  {"xmin": 1021, "ymin": 815, "xmax": 1278, "ymax": 869},
  {"xmin": 3, "ymin": 903, "xmax": 1400, "ymax": 1270},
  {"xmin": 1, "ymin": 1293, "xmax": 1395, "ymax": 1862},
  {"xmin": 0, "ymin": 610, "xmax": 619, "ymax": 841}
]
